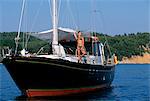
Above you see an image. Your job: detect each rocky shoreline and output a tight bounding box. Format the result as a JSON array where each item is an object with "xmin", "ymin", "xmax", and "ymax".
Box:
[{"xmin": 120, "ymin": 53, "xmax": 150, "ymax": 64}]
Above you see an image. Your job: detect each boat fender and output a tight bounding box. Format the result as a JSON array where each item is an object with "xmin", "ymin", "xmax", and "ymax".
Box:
[{"xmin": 114, "ymin": 56, "xmax": 118, "ymax": 64}]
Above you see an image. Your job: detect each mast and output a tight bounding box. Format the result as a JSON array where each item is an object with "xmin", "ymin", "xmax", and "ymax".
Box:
[
  {"xmin": 52, "ymin": 0, "xmax": 58, "ymax": 45},
  {"xmin": 51, "ymin": 0, "xmax": 66, "ymax": 57}
]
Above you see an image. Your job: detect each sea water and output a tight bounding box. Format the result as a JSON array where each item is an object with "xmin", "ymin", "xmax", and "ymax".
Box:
[{"xmin": 0, "ymin": 63, "xmax": 149, "ymax": 101}]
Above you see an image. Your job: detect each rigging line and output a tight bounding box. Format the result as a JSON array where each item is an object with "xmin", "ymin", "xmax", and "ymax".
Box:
[
  {"xmin": 22, "ymin": 28, "xmax": 24, "ymax": 49},
  {"xmin": 25, "ymin": 0, "xmax": 44, "ymax": 49},
  {"xmin": 90, "ymin": 0, "xmax": 112, "ymax": 56},
  {"xmin": 99, "ymin": 12, "xmax": 112, "ymax": 56},
  {"xmin": 95, "ymin": 8, "xmax": 112, "ymax": 56},
  {"xmin": 75, "ymin": 0, "xmax": 80, "ymax": 31},
  {"xmin": 90, "ymin": 0, "xmax": 97, "ymax": 55},
  {"xmin": 48, "ymin": 0, "xmax": 52, "ymax": 22},
  {"xmin": 66, "ymin": 0, "xmax": 78, "ymax": 30},
  {"xmin": 90, "ymin": 0, "xmax": 98, "ymax": 38},
  {"xmin": 58, "ymin": 0, "xmax": 65, "ymax": 27},
  {"xmin": 36, "ymin": 43, "xmax": 49, "ymax": 55},
  {"xmin": 23, "ymin": 1, "xmax": 28, "ymax": 49},
  {"xmin": 15, "ymin": 0, "xmax": 26, "ymax": 55},
  {"xmin": 90, "ymin": 0, "xmax": 94, "ymax": 33},
  {"xmin": 57, "ymin": 0, "xmax": 61, "ymax": 25},
  {"xmin": 49, "ymin": 2, "xmax": 53, "ymax": 45},
  {"xmin": 104, "ymin": 35, "xmax": 112, "ymax": 56},
  {"xmin": 25, "ymin": 32, "xmax": 28, "ymax": 50},
  {"xmin": 24, "ymin": 0, "xmax": 29, "ymax": 50}
]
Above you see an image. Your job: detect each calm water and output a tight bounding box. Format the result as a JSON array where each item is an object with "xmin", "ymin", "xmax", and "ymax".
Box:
[{"xmin": 0, "ymin": 63, "xmax": 149, "ymax": 101}]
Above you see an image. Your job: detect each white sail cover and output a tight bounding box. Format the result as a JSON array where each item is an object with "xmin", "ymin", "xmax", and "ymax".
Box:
[
  {"xmin": 31, "ymin": 27, "xmax": 91, "ymax": 42},
  {"xmin": 31, "ymin": 27, "xmax": 76, "ymax": 42}
]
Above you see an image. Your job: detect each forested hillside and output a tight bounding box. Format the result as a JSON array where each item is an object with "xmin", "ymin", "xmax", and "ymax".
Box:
[
  {"xmin": 96, "ymin": 32, "xmax": 150, "ymax": 60},
  {"xmin": 0, "ymin": 32, "xmax": 48, "ymax": 53}
]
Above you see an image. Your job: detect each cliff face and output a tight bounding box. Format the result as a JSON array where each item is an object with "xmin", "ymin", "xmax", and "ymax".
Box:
[{"xmin": 121, "ymin": 53, "xmax": 150, "ymax": 64}]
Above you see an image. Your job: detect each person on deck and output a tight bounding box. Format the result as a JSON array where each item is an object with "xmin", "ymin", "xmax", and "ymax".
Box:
[{"xmin": 74, "ymin": 31, "xmax": 86, "ymax": 63}]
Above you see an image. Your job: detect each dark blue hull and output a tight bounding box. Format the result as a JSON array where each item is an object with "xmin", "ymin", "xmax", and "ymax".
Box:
[{"xmin": 2, "ymin": 56, "xmax": 115, "ymax": 97}]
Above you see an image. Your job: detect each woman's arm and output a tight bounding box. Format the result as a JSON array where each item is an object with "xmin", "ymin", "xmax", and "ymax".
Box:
[{"xmin": 73, "ymin": 32, "xmax": 77, "ymax": 40}]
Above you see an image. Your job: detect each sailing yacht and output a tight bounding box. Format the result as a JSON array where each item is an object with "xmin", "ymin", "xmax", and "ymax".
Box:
[{"xmin": 2, "ymin": 0, "xmax": 117, "ymax": 97}]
